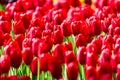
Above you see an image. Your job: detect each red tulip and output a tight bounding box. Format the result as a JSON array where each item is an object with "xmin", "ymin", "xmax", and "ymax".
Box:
[
  {"xmin": 71, "ymin": 21, "xmax": 81, "ymax": 36},
  {"xmin": 32, "ymin": 38, "xmax": 41, "ymax": 56},
  {"xmin": 86, "ymin": 52, "xmax": 98, "ymax": 67},
  {"xmin": 19, "ymin": 75, "xmax": 31, "ymax": 80},
  {"xmin": 0, "ymin": 54, "xmax": 10, "ymax": 74},
  {"xmin": 60, "ymin": 20, "xmax": 72, "ymax": 37},
  {"xmin": 90, "ymin": 17, "xmax": 102, "ymax": 35},
  {"xmin": 65, "ymin": 51, "xmax": 77, "ymax": 65},
  {"xmin": 86, "ymin": 66, "xmax": 97, "ymax": 80},
  {"xmin": 0, "ymin": 76, "xmax": 8, "ymax": 80},
  {"xmin": 4, "ymin": 41, "xmax": 22, "ymax": 68},
  {"xmin": 8, "ymin": 75, "xmax": 19, "ymax": 80},
  {"xmin": 22, "ymin": 47, "xmax": 33, "ymax": 65},
  {"xmin": 20, "ymin": 13, "xmax": 32, "ymax": 29},
  {"xmin": 67, "ymin": 62, "xmax": 79, "ymax": 80},
  {"xmin": 13, "ymin": 20, "xmax": 25, "ymax": 34},
  {"xmin": 39, "ymin": 53, "xmax": 51, "ymax": 72},
  {"xmin": 67, "ymin": 8, "xmax": 84, "ymax": 21},
  {"xmin": 115, "ymin": 0, "xmax": 120, "ymax": 12},
  {"xmin": 63, "ymin": 42, "xmax": 73, "ymax": 51},
  {"xmin": 22, "ymin": 38, "xmax": 32, "ymax": 49},
  {"xmin": 14, "ymin": 34, "xmax": 25, "ymax": 50},
  {"xmin": 114, "ymin": 43, "xmax": 120, "ymax": 54},
  {"xmin": 42, "ymin": 36, "xmax": 53, "ymax": 51},
  {"xmin": 30, "ymin": 57, "xmax": 40, "ymax": 76},
  {"xmin": 110, "ymin": 54, "xmax": 118, "ymax": 72},
  {"xmin": 0, "ymin": 21, "xmax": 11, "ymax": 33},
  {"xmin": 77, "ymin": 46, "xmax": 86, "ymax": 65},
  {"xmin": 53, "ymin": 44, "xmax": 66, "ymax": 64},
  {"xmin": 113, "ymin": 27, "xmax": 120, "ymax": 35},
  {"xmin": 37, "ymin": 42, "xmax": 49, "ymax": 56},
  {"xmin": 53, "ymin": 13, "xmax": 64, "ymax": 25},
  {"xmin": 98, "ymin": 48, "xmax": 112, "ymax": 64},
  {"xmin": 52, "ymin": 29, "xmax": 64, "ymax": 44},
  {"xmin": 48, "ymin": 56, "xmax": 62, "ymax": 79},
  {"xmin": 29, "ymin": 18, "xmax": 45, "ymax": 31},
  {"xmin": 81, "ymin": 5, "xmax": 93, "ymax": 19},
  {"xmin": 97, "ymin": 62, "xmax": 112, "ymax": 80},
  {"xmin": 27, "ymin": 27, "xmax": 42, "ymax": 39},
  {"xmin": 75, "ymin": 33, "xmax": 86, "ymax": 47},
  {"xmin": 3, "ymin": 33, "xmax": 12, "ymax": 46}
]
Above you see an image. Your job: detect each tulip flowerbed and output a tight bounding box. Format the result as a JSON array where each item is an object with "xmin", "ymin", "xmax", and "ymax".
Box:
[{"xmin": 0, "ymin": 0, "xmax": 120, "ymax": 80}]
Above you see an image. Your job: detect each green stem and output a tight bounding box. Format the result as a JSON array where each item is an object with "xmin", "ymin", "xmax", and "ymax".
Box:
[
  {"xmin": 37, "ymin": 59, "xmax": 40, "ymax": 80},
  {"xmin": 78, "ymin": 63, "xmax": 86, "ymax": 80}
]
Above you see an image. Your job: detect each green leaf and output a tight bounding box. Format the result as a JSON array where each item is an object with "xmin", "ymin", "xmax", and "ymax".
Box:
[{"xmin": 0, "ymin": 4, "xmax": 5, "ymax": 11}]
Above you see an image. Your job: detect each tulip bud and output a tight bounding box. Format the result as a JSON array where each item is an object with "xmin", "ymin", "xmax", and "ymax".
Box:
[
  {"xmin": 22, "ymin": 47, "xmax": 33, "ymax": 65},
  {"xmin": 67, "ymin": 62, "xmax": 79, "ymax": 80}
]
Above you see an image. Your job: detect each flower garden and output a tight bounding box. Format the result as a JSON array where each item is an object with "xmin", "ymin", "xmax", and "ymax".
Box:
[{"xmin": 0, "ymin": 0, "xmax": 120, "ymax": 80}]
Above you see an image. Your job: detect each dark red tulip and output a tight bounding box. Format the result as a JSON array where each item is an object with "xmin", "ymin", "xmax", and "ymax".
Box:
[
  {"xmin": 0, "ymin": 30, "xmax": 4, "ymax": 46},
  {"xmin": 77, "ymin": 46, "xmax": 86, "ymax": 65},
  {"xmin": 0, "ymin": 54, "xmax": 10, "ymax": 74},
  {"xmin": 67, "ymin": 62, "xmax": 79, "ymax": 80},
  {"xmin": 13, "ymin": 20, "xmax": 25, "ymax": 34},
  {"xmin": 75, "ymin": 33, "xmax": 86, "ymax": 47},
  {"xmin": 48, "ymin": 56, "xmax": 62, "ymax": 79},
  {"xmin": 4, "ymin": 41, "xmax": 22, "ymax": 68},
  {"xmin": 84, "ymin": 0, "xmax": 92, "ymax": 5},
  {"xmin": 22, "ymin": 47, "xmax": 33, "ymax": 65},
  {"xmin": 53, "ymin": 44, "xmax": 66, "ymax": 64},
  {"xmin": 53, "ymin": 13, "xmax": 64, "ymax": 25},
  {"xmin": 90, "ymin": 17, "xmax": 102, "ymax": 35},
  {"xmin": 97, "ymin": 62, "xmax": 112, "ymax": 79},
  {"xmin": 65, "ymin": 51, "xmax": 77, "ymax": 65}
]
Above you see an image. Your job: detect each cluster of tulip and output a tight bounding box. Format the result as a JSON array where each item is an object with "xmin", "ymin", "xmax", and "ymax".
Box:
[{"xmin": 0, "ymin": 0, "xmax": 120, "ymax": 80}]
